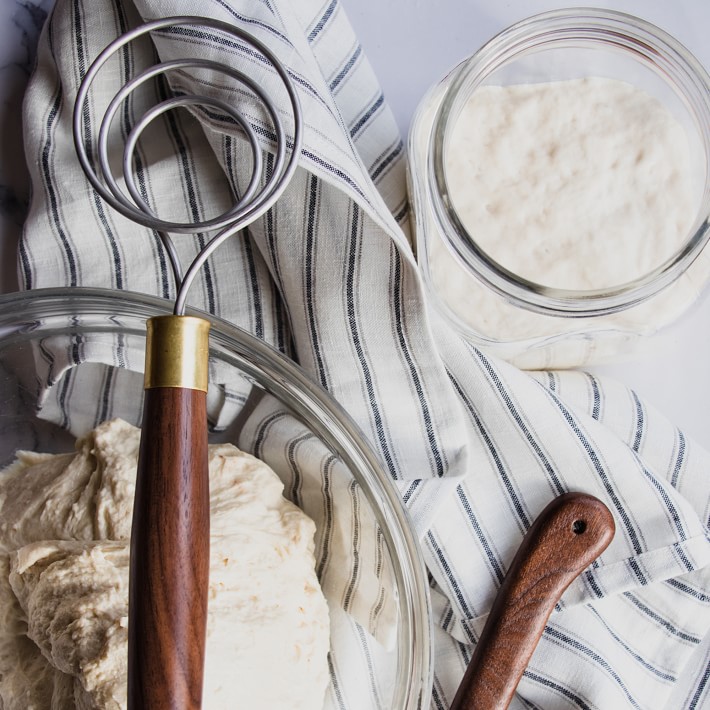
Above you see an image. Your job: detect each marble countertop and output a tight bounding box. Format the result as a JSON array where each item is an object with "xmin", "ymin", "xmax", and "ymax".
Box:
[{"xmin": 2, "ymin": 0, "xmax": 709, "ymax": 445}]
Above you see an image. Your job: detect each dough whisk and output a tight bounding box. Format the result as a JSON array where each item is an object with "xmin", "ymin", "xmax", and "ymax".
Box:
[{"xmin": 72, "ymin": 16, "xmax": 302, "ymax": 709}]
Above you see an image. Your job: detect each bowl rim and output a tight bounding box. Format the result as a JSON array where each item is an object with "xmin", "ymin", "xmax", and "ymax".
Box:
[{"xmin": 0, "ymin": 285, "xmax": 434, "ymax": 709}]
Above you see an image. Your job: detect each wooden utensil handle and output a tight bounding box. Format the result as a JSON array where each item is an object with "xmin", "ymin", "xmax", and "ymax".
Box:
[
  {"xmin": 451, "ymin": 492, "xmax": 615, "ymax": 710},
  {"xmin": 128, "ymin": 387, "xmax": 209, "ymax": 709},
  {"xmin": 128, "ymin": 316, "xmax": 211, "ymax": 710}
]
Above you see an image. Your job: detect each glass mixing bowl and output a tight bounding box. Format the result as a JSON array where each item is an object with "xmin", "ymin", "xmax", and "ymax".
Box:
[
  {"xmin": 408, "ymin": 8, "xmax": 710, "ymax": 369},
  {"xmin": 0, "ymin": 287, "xmax": 433, "ymax": 709}
]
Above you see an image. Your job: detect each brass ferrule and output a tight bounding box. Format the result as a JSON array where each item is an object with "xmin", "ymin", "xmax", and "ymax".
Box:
[{"xmin": 144, "ymin": 315, "xmax": 210, "ymax": 392}]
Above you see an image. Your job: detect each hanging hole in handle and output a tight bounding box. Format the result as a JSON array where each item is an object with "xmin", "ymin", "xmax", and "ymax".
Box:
[{"xmin": 572, "ymin": 519, "xmax": 587, "ymax": 535}]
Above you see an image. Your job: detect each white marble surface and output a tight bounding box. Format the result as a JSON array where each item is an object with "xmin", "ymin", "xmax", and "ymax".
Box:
[{"xmin": 1, "ymin": 0, "xmax": 709, "ymax": 445}]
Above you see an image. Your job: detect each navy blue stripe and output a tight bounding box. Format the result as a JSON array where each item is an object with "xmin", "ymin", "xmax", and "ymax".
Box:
[
  {"xmin": 330, "ymin": 44, "xmax": 362, "ymax": 92},
  {"xmin": 211, "ymin": 0, "xmax": 292, "ymax": 45},
  {"xmin": 456, "ymin": 484, "xmax": 506, "ymax": 585},
  {"xmin": 547, "ymin": 371, "xmax": 557, "ymax": 392},
  {"xmin": 523, "ymin": 670, "xmax": 593, "ymax": 709},
  {"xmin": 588, "ymin": 606, "xmax": 677, "ymax": 681},
  {"xmin": 453, "ymin": 367, "xmax": 531, "ymax": 531},
  {"xmin": 60, "ymin": 326, "xmax": 84, "ymax": 428},
  {"xmin": 39, "ymin": 91, "xmax": 72, "ymax": 285},
  {"xmin": 350, "ymin": 92, "xmax": 384, "ymax": 138},
  {"xmin": 584, "ymin": 568, "xmax": 605, "ymax": 598},
  {"xmin": 474, "ymin": 401, "xmax": 529, "ymax": 528},
  {"xmin": 427, "ymin": 530, "xmax": 472, "ymax": 618},
  {"xmin": 458, "ymin": 639, "xmax": 472, "ymax": 665},
  {"xmin": 587, "ymin": 373, "xmax": 601, "ymax": 420},
  {"xmin": 38, "ymin": 339, "xmax": 56, "ymax": 387},
  {"xmin": 448, "ymin": 370, "xmax": 511, "ymax": 580},
  {"xmin": 636, "ymin": 461, "xmax": 688, "ymax": 544},
  {"xmin": 304, "ymin": 175, "xmax": 327, "ymax": 386},
  {"xmin": 345, "ymin": 203, "xmax": 397, "ymax": 477},
  {"xmin": 303, "ymin": 148, "xmax": 369, "ymax": 203},
  {"xmin": 370, "ymin": 140, "xmax": 403, "ymax": 182},
  {"xmin": 624, "ymin": 592, "xmax": 701, "ymax": 642},
  {"xmin": 431, "ymin": 678, "xmax": 448, "ymax": 710},
  {"xmin": 690, "ymin": 652, "xmax": 710, "ymax": 709},
  {"xmin": 543, "ymin": 625, "xmax": 642, "ymax": 708},
  {"xmin": 316, "ymin": 455, "xmax": 336, "ymax": 581},
  {"xmin": 252, "ymin": 409, "xmax": 287, "ymax": 456},
  {"xmin": 221, "ymin": 387, "xmax": 246, "ymax": 403},
  {"xmin": 402, "ymin": 479, "xmax": 420, "ymax": 504},
  {"xmin": 18, "ymin": 226, "xmax": 33, "ymax": 289},
  {"xmin": 74, "ymin": 0, "xmax": 124, "ymax": 290},
  {"xmin": 40, "ymin": 23, "xmax": 76, "ymax": 286},
  {"xmin": 628, "ymin": 557, "xmax": 648, "ymax": 585},
  {"xmin": 71, "ymin": 320, "xmax": 83, "ymax": 364},
  {"xmin": 190, "ymin": 99, "xmax": 287, "ymax": 151},
  {"xmin": 392, "ymin": 244, "xmax": 445, "ymax": 476},
  {"xmin": 261, "ymin": 151, "xmax": 283, "ymax": 283},
  {"xmin": 57, "ymin": 363, "xmax": 72, "ymax": 430},
  {"xmin": 243, "ymin": 231, "xmax": 264, "ymax": 339},
  {"xmin": 442, "ymin": 604, "xmax": 454, "ymax": 633},
  {"xmin": 374, "ymin": 526, "xmax": 384, "ymax": 580},
  {"xmin": 97, "ymin": 363, "xmax": 115, "ymax": 426},
  {"xmin": 475, "ymin": 350, "xmax": 566, "ymax": 495},
  {"xmin": 259, "ymin": 152, "xmax": 291, "ymax": 355},
  {"xmin": 393, "ymin": 201, "xmax": 408, "ymax": 223},
  {"xmin": 285, "ymin": 432, "xmax": 312, "ymax": 508},
  {"xmin": 671, "ymin": 429, "xmax": 686, "ymax": 489},
  {"xmin": 369, "ymin": 528, "xmax": 386, "ymax": 628},
  {"xmin": 273, "ymin": 292, "xmax": 292, "ymax": 356},
  {"xmin": 540, "ymin": 383, "xmax": 646, "ymax": 556},
  {"xmin": 326, "ymin": 654, "xmax": 347, "ymax": 710},
  {"xmin": 666, "ymin": 578, "xmax": 710, "ymax": 603},
  {"xmin": 354, "ymin": 624, "xmax": 383, "ymax": 709},
  {"xmin": 342, "ymin": 480, "xmax": 361, "ymax": 612},
  {"xmin": 631, "ymin": 390, "xmax": 644, "ymax": 452},
  {"xmin": 159, "ymin": 27, "xmax": 332, "ymax": 115},
  {"xmin": 308, "ymin": 0, "xmax": 338, "ymax": 42}
]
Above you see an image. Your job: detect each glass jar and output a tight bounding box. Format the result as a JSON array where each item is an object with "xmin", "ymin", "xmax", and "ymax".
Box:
[{"xmin": 408, "ymin": 8, "xmax": 710, "ymax": 369}]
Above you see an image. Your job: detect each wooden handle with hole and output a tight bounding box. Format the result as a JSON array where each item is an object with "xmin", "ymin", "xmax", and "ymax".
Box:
[
  {"xmin": 450, "ymin": 492, "xmax": 615, "ymax": 710},
  {"xmin": 128, "ymin": 316, "xmax": 211, "ymax": 710}
]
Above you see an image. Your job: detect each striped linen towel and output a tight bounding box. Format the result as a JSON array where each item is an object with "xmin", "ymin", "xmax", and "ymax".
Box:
[{"xmin": 19, "ymin": 0, "xmax": 710, "ymax": 707}]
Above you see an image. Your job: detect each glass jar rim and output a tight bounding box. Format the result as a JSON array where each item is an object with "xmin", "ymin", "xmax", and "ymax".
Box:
[{"xmin": 429, "ymin": 7, "xmax": 710, "ymax": 317}]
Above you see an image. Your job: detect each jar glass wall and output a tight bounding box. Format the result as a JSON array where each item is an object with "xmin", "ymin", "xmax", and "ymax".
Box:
[{"xmin": 408, "ymin": 8, "xmax": 710, "ymax": 369}]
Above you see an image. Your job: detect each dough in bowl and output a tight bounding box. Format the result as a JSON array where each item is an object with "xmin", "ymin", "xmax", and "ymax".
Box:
[{"xmin": 0, "ymin": 418, "xmax": 331, "ymax": 709}]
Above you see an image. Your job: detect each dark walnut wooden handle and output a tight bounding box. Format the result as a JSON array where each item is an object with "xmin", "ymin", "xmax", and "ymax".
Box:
[
  {"xmin": 128, "ymin": 316, "xmax": 211, "ymax": 710},
  {"xmin": 451, "ymin": 492, "xmax": 615, "ymax": 710}
]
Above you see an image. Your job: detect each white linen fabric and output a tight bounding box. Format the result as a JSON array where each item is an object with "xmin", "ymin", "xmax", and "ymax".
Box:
[{"xmin": 18, "ymin": 0, "xmax": 710, "ymax": 708}]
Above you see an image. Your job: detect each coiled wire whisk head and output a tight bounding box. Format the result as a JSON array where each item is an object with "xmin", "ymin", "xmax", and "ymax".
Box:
[{"xmin": 72, "ymin": 16, "xmax": 302, "ymax": 315}]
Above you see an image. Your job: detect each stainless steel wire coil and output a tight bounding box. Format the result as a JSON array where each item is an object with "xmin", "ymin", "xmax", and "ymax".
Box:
[{"xmin": 72, "ymin": 15, "xmax": 303, "ymax": 315}]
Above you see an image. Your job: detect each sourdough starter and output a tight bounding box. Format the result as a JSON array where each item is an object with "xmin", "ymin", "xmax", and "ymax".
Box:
[
  {"xmin": 445, "ymin": 77, "xmax": 696, "ymax": 290},
  {"xmin": 0, "ymin": 419, "xmax": 330, "ymax": 709},
  {"xmin": 426, "ymin": 77, "xmax": 702, "ymax": 349}
]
